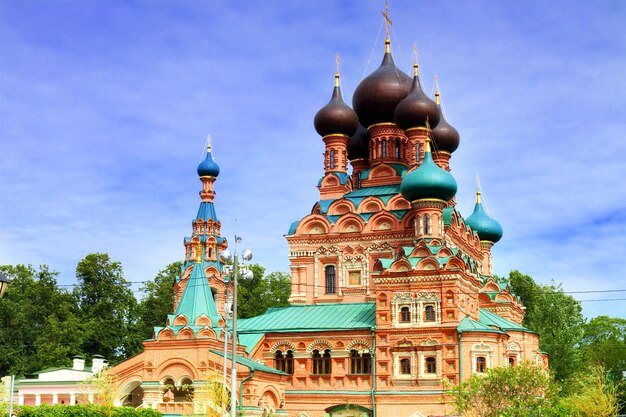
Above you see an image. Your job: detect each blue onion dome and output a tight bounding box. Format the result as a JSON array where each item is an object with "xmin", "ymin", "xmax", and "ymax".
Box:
[
  {"xmin": 394, "ymin": 63, "xmax": 440, "ymax": 130},
  {"xmin": 352, "ymin": 39, "xmax": 412, "ymax": 129},
  {"xmin": 347, "ymin": 124, "xmax": 369, "ymax": 160},
  {"xmin": 400, "ymin": 140, "xmax": 457, "ymax": 202},
  {"xmin": 314, "ymin": 72, "xmax": 359, "ymax": 137},
  {"xmin": 465, "ymin": 191, "xmax": 503, "ymax": 243},
  {"xmin": 197, "ymin": 144, "xmax": 220, "ymax": 177},
  {"xmin": 431, "ymin": 90, "xmax": 460, "ymax": 153}
]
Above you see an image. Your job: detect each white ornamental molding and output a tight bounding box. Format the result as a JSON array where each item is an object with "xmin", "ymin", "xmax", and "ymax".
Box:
[
  {"xmin": 306, "ymin": 340, "xmax": 333, "ymax": 353},
  {"xmin": 269, "ymin": 341, "xmax": 297, "ymax": 353},
  {"xmin": 345, "ymin": 339, "xmax": 373, "ymax": 353}
]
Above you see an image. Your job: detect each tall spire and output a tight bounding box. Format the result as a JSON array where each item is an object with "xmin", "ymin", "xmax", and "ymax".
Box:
[
  {"xmin": 381, "ymin": 0, "xmax": 392, "ymax": 52},
  {"xmin": 335, "ymin": 53, "xmax": 341, "ymax": 87}
]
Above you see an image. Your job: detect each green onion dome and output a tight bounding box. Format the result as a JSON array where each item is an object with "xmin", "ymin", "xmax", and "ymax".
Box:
[
  {"xmin": 394, "ymin": 64, "xmax": 440, "ymax": 130},
  {"xmin": 347, "ymin": 124, "xmax": 369, "ymax": 160},
  {"xmin": 197, "ymin": 146, "xmax": 220, "ymax": 177},
  {"xmin": 431, "ymin": 91, "xmax": 460, "ymax": 153},
  {"xmin": 352, "ymin": 40, "xmax": 412, "ymax": 129},
  {"xmin": 465, "ymin": 192, "xmax": 503, "ymax": 243},
  {"xmin": 400, "ymin": 141, "xmax": 457, "ymax": 202},
  {"xmin": 314, "ymin": 73, "xmax": 359, "ymax": 137}
]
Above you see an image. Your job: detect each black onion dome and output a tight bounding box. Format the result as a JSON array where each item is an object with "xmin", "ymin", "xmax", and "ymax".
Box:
[
  {"xmin": 431, "ymin": 92, "xmax": 460, "ymax": 153},
  {"xmin": 394, "ymin": 65, "xmax": 440, "ymax": 130},
  {"xmin": 314, "ymin": 75, "xmax": 359, "ymax": 137},
  {"xmin": 347, "ymin": 124, "xmax": 369, "ymax": 160},
  {"xmin": 352, "ymin": 43, "xmax": 412, "ymax": 128}
]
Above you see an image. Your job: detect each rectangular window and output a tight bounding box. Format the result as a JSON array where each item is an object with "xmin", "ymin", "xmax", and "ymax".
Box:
[
  {"xmin": 400, "ymin": 358, "xmax": 411, "ymax": 375},
  {"xmin": 325, "ymin": 265, "xmax": 336, "ymax": 294},
  {"xmin": 425, "ymin": 357, "xmax": 437, "ymax": 374}
]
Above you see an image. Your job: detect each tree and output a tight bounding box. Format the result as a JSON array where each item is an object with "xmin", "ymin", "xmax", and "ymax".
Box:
[
  {"xmin": 450, "ymin": 361, "xmax": 561, "ymax": 417},
  {"xmin": 581, "ymin": 316, "xmax": 626, "ymax": 377},
  {"xmin": 507, "ymin": 271, "xmax": 585, "ymax": 383},
  {"xmin": 0, "ymin": 264, "xmax": 81, "ymax": 376},
  {"xmin": 236, "ymin": 264, "xmax": 290, "ymax": 319},
  {"xmin": 564, "ymin": 365, "xmax": 623, "ymax": 417},
  {"xmin": 136, "ymin": 262, "xmax": 180, "ymax": 339},
  {"xmin": 74, "ymin": 254, "xmax": 142, "ymax": 363}
]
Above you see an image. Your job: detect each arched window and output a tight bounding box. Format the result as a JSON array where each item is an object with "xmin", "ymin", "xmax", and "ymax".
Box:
[
  {"xmin": 275, "ymin": 350, "xmax": 294, "ymax": 374},
  {"xmin": 400, "ymin": 358, "xmax": 411, "ymax": 375},
  {"xmin": 325, "ymin": 265, "xmax": 336, "ymax": 294},
  {"xmin": 425, "ymin": 357, "xmax": 437, "ymax": 374},
  {"xmin": 329, "ymin": 149, "xmax": 335, "ymax": 169},
  {"xmin": 312, "ymin": 349, "xmax": 331, "ymax": 375},
  {"xmin": 400, "ymin": 306, "xmax": 411, "ymax": 323},
  {"xmin": 350, "ymin": 350, "xmax": 372, "ymax": 374},
  {"xmin": 423, "ymin": 214, "xmax": 430, "ymax": 235},
  {"xmin": 508, "ymin": 357, "xmax": 516, "ymax": 367},
  {"xmin": 381, "ymin": 140, "xmax": 387, "ymax": 158},
  {"xmin": 395, "ymin": 139, "xmax": 400, "ymax": 158},
  {"xmin": 207, "ymin": 247, "xmax": 213, "ymax": 258},
  {"xmin": 476, "ymin": 356, "xmax": 486, "ymax": 373},
  {"xmin": 424, "ymin": 305, "xmax": 436, "ymax": 322},
  {"xmin": 415, "ymin": 143, "xmax": 421, "ymax": 163}
]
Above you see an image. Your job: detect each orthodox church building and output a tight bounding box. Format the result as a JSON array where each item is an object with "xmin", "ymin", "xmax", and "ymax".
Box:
[{"xmin": 110, "ymin": 10, "xmax": 547, "ymax": 417}]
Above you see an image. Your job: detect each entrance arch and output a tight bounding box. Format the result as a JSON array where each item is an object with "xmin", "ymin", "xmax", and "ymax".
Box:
[{"xmin": 117, "ymin": 380, "xmax": 143, "ymax": 408}]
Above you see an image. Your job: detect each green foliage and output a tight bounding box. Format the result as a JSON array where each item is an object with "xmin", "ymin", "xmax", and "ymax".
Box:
[
  {"xmin": 236, "ymin": 264, "xmax": 290, "ymax": 319},
  {"xmin": 74, "ymin": 253, "xmax": 142, "ymax": 363},
  {"xmin": 581, "ymin": 316, "xmax": 626, "ymax": 378},
  {"xmin": 136, "ymin": 262, "xmax": 180, "ymax": 339},
  {"xmin": 0, "ymin": 264, "xmax": 81, "ymax": 376},
  {"xmin": 507, "ymin": 270, "xmax": 585, "ymax": 383},
  {"xmin": 562, "ymin": 366, "xmax": 623, "ymax": 417},
  {"xmin": 12, "ymin": 404, "xmax": 161, "ymax": 417},
  {"xmin": 450, "ymin": 361, "xmax": 560, "ymax": 417}
]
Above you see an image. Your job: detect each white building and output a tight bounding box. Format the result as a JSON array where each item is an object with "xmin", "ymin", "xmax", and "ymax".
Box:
[{"xmin": 16, "ymin": 356, "xmax": 106, "ymax": 406}]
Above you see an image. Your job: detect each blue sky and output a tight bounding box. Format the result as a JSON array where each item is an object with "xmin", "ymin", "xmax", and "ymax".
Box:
[{"xmin": 1, "ymin": 1, "xmax": 625, "ymax": 319}]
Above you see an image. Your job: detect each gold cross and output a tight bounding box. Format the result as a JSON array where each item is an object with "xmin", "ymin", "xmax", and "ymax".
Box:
[
  {"xmin": 335, "ymin": 53, "xmax": 341, "ymax": 74},
  {"xmin": 381, "ymin": 0, "xmax": 392, "ymax": 40}
]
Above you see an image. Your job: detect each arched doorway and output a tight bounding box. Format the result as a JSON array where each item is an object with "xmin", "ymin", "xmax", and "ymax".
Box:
[{"xmin": 117, "ymin": 380, "xmax": 143, "ymax": 408}]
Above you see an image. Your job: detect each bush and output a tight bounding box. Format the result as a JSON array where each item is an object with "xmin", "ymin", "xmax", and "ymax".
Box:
[{"xmin": 11, "ymin": 404, "xmax": 161, "ymax": 417}]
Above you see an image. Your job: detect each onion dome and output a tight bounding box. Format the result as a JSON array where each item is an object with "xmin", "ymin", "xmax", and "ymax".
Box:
[
  {"xmin": 352, "ymin": 39, "xmax": 412, "ymax": 128},
  {"xmin": 394, "ymin": 63, "xmax": 439, "ymax": 130},
  {"xmin": 347, "ymin": 124, "xmax": 369, "ymax": 160},
  {"xmin": 465, "ymin": 191, "xmax": 503, "ymax": 243},
  {"xmin": 314, "ymin": 72, "xmax": 358, "ymax": 137},
  {"xmin": 400, "ymin": 140, "xmax": 457, "ymax": 202},
  {"xmin": 431, "ymin": 90, "xmax": 460, "ymax": 153},
  {"xmin": 197, "ymin": 144, "xmax": 220, "ymax": 177}
]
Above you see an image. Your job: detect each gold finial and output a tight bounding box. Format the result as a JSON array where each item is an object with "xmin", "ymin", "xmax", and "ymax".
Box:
[
  {"xmin": 206, "ymin": 134, "xmax": 212, "ymax": 152},
  {"xmin": 412, "ymin": 43, "xmax": 419, "ymax": 76},
  {"xmin": 434, "ymin": 74, "xmax": 440, "ymax": 104},
  {"xmin": 475, "ymin": 174, "xmax": 482, "ymax": 203},
  {"xmin": 381, "ymin": 0, "xmax": 392, "ymax": 51},
  {"xmin": 476, "ymin": 190, "xmax": 482, "ymax": 204},
  {"xmin": 335, "ymin": 53, "xmax": 341, "ymax": 87}
]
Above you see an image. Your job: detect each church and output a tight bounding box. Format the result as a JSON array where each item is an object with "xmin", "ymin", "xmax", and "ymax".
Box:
[{"xmin": 109, "ymin": 6, "xmax": 547, "ymax": 417}]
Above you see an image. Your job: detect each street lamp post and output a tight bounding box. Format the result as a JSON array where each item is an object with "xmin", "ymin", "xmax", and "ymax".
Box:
[
  {"xmin": 220, "ymin": 236, "xmax": 253, "ymax": 417},
  {"xmin": 0, "ymin": 272, "xmax": 13, "ymax": 417}
]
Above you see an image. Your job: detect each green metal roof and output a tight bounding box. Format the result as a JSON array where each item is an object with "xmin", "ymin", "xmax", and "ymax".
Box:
[
  {"xmin": 238, "ymin": 333, "xmax": 265, "ymax": 354},
  {"xmin": 457, "ymin": 316, "xmax": 504, "ymax": 334},
  {"xmin": 172, "ymin": 262, "xmax": 221, "ymax": 328},
  {"xmin": 237, "ymin": 303, "xmax": 376, "ymax": 333},
  {"xmin": 479, "ymin": 309, "xmax": 535, "ymax": 333},
  {"xmin": 209, "ymin": 349, "xmax": 287, "ymax": 375},
  {"xmin": 344, "ymin": 184, "xmax": 400, "ymax": 198}
]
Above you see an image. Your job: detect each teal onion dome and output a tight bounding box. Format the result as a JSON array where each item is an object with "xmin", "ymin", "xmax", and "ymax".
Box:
[
  {"xmin": 197, "ymin": 147, "xmax": 220, "ymax": 177},
  {"xmin": 400, "ymin": 142, "xmax": 457, "ymax": 202},
  {"xmin": 465, "ymin": 192, "xmax": 503, "ymax": 243}
]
